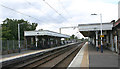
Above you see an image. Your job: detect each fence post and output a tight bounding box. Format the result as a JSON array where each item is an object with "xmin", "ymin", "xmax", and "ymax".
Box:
[
  {"xmin": 13, "ymin": 40, "xmax": 14, "ymax": 50},
  {"xmin": 0, "ymin": 39, "xmax": 2, "ymax": 55},
  {"xmin": 7, "ymin": 40, "xmax": 9, "ymax": 50},
  {"xmin": 26, "ymin": 40, "xmax": 27, "ymax": 50},
  {"xmin": 20, "ymin": 40, "xmax": 22, "ymax": 51},
  {"xmin": 21, "ymin": 40, "xmax": 23, "ymax": 51}
]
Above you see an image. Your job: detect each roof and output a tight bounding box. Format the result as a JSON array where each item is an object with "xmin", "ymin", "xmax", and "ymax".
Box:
[
  {"xmin": 78, "ymin": 22, "xmax": 113, "ymax": 31},
  {"xmin": 78, "ymin": 22, "xmax": 111, "ymax": 26},
  {"xmin": 78, "ymin": 22, "xmax": 113, "ymax": 37},
  {"xmin": 24, "ymin": 30, "xmax": 70, "ymax": 38},
  {"xmin": 113, "ymin": 18, "xmax": 120, "ymax": 27}
]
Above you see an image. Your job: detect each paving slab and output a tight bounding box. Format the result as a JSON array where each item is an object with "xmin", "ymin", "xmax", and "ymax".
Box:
[
  {"xmin": 88, "ymin": 44, "xmax": 119, "ymax": 68},
  {"xmin": 68, "ymin": 42, "xmax": 119, "ymax": 69}
]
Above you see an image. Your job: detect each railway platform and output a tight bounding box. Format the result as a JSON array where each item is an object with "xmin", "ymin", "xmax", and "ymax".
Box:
[
  {"xmin": 68, "ymin": 42, "xmax": 119, "ymax": 69},
  {"xmin": 1, "ymin": 42, "xmax": 119, "ymax": 69},
  {"xmin": 0, "ymin": 42, "xmax": 77, "ymax": 63}
]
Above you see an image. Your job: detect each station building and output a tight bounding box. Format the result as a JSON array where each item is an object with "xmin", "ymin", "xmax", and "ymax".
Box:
[
  {"xmin": 112, "ymin": 18, "xmax": 120, "ymax": 54},
  {"xmin": 78, "ymin": 22, "xmax": 115, "ymax": 52},
  {"xmin": 24, "ymin": 30, "xmax": 70, "ymax": 49}
]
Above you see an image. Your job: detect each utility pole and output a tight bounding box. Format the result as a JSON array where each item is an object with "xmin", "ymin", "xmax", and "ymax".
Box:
[
  {"xmin": 59, "ymin": 28, "xmax": 61, "ymax": 33},
  {"xmin": 18, "ymin": 23, "xmax": 24, "ymax": 53},
  {"xmin": 18, "ymin": 24, "xmax": 20, "ymax": 53},
  {"xmin": 100, "ymin": 14, "xmax": 103, "ymax": 53},
  {"xmin": 91, "ymin": 13, "xmax": 103, "ymax": 53}
]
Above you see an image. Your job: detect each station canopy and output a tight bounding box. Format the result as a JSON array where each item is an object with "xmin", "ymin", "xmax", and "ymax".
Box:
[
  {"xmin": 78, "ymin": 22, "xmax": 113, "ymax": 37},
  {"xmin": 24, "ymin": 30, "xmax": 70, "ymax": 38}
]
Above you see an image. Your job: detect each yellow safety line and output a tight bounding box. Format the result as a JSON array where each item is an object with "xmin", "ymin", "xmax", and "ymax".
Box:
[{"xmin": 80, "ymin": 42, "xmax": 89, "ymax": 68}]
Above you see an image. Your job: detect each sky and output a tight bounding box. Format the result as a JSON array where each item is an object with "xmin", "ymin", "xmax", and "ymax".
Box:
[{"xmin": 0, "ymin": 0, "xmax": 119, "ymax": 39}]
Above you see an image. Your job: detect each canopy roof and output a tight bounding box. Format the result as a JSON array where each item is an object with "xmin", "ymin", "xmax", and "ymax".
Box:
[
  {"xmin": 78, "ymin": 22, "xmax": 113, "ymax": 31},
  {"xmin": 78, "ymin": 22, "xmax": 113, "ymax": 37},
  {"xmin": 24, "ymin": 30, "xmax": 70, "ymax": 38}
]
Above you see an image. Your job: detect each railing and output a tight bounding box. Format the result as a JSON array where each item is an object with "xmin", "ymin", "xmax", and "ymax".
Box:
[{"xmin": 2, "ymin": 40, "xmax": 26, "ymax": 54}]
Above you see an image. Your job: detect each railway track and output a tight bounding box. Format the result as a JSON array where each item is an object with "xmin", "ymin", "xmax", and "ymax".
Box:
[{"xmin": 2, "ymin": 42, "xmax": 84, "ymax": 69}]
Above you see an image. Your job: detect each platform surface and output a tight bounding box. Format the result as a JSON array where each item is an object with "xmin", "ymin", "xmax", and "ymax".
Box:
[
  {"xmin": 68, "ymin": 42, "xmax": 119, "ymax": 68},
  {"xmin": 89, "ymin": 44, "xmax": 119, "ymax": 68}
]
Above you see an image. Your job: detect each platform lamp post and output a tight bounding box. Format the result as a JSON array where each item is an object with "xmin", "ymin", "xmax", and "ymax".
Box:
[
  {"xmin": 18, "ymin": 23, "xmax": 24, "ymax": 53},
  {"xmin": 91, "ymin": 13, "xmax": 103, "ymax": 53}
]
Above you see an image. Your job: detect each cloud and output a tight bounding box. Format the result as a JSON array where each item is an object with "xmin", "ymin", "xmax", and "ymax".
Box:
[
  {"xmin": 0, "ymin": 0, "xmax": 118, "ymax": 38},
  {"xmin": 66, "ymin": 0, "xmax": 118, "ymax": 23}
]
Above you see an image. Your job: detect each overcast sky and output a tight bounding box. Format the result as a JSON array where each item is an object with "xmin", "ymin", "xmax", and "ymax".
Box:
[{"xmin": 0, "ymin": 0, "xmax": 119, "ymax": 39}]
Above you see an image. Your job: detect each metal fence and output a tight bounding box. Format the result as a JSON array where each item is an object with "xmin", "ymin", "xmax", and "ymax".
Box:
[{"xmin": 2, "ymin": 40, "xmax": 25, "ymax": 51}]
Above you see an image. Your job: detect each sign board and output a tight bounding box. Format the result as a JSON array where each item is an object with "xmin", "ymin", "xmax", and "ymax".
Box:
[
  {"xmin": 78, "ymin": 23, "xmax": 113, "ymax": 31},
  {"xmin": 100, "ymin": 35, "xmax": 104, "ymax": 37}
]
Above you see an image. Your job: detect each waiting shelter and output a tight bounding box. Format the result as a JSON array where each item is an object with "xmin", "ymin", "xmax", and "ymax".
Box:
[
  {"xmin": 24, "ymin": 30, "xmax": 70, "ymax": 49},
  {"xmin": 78, "ymin": 22, "xmax": 114, "ymax": 51}
]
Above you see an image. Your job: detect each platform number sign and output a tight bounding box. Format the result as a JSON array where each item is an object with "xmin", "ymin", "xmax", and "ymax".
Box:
[{"xmin": 100, "ymin": 35, "xmax": 104, "ymax": 37}]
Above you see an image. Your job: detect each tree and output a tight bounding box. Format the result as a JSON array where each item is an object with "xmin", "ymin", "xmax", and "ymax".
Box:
[
  {"xmin": 0, "ymin": 24, "xmax": 2, "ymax": 40},
  {"xmin": 70, "ymin": 34, "xmax": 75, "ymax": 39},
  {"xmin": 81, "ymin": 38, "xmax": 84, "ymax": 41},
  {"xmin": 2, "ymin": 18, "xmax": 38, "ymax": 40},
  {"xmin": 74, "ymin": 36, "xmax": 78, "ymax": 39},
  {"xmin": 1, "ymin": 24, "xmax": 11, "ymax": 40}
]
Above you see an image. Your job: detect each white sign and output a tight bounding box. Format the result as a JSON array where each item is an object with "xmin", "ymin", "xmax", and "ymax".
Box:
[{"xmin": 78, "ymin": 23, "xmax": 113, "ymax": 31}]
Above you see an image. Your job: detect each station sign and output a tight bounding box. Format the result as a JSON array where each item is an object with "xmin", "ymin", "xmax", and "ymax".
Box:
[{"xmin": 100, "ymin": 35, "xmax": 104, "ymax": 37}]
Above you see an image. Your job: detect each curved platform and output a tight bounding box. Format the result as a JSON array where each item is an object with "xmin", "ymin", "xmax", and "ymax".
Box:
[{"xmin": 0, "ymin": 42, "xmax": 77, "ymax": 63}]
